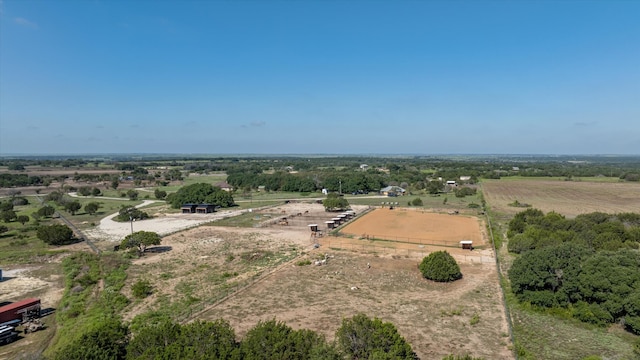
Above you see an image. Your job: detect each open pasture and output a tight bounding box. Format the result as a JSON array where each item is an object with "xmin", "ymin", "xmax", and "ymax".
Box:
[
  {"xmin": 199, "ymin": 247, "xmax": 511, "ymax": 359},
  {"xmin": 482, "ymin": 179, "xmax": 640, "ymax": 217},
  {"xmin": 121, "ymin": 202, "xmax": 510, "ymax": 359}
]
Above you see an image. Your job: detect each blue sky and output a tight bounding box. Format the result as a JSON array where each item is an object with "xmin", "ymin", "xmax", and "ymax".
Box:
[{"xmin": 1, "ymin": 1, "xmax": 638, "ymax": 155}]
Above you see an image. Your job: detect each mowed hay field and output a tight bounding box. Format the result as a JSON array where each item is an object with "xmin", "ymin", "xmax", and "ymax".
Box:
[
  {"xmin": 339, "ymin": 208, "xmax": 487, "ymax": 248},
  {"xmin": 482, "ymin": 179, "xmax": 640, "ymax": 217}
]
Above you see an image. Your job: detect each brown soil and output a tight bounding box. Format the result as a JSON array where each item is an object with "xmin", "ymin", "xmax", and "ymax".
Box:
[
  {"xmin": 202, "ymin": 247, "xmax": 511, "ymax": 359},
  {"xmin": 123, "ymin": 204, "xmax": 511, "ymax": 359},
  {"xmin": 340, "ymin": 208, "xmax": 486, "ymax": 248},
  {"xmin": 482, "ymin": 179, "xmax": 640, "ymax": 217}
]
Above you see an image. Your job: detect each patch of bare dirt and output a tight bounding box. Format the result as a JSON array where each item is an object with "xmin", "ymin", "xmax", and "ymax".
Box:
[{"xmin": 120, "ymin": 203, "xmax": 512, "ymax": 359}]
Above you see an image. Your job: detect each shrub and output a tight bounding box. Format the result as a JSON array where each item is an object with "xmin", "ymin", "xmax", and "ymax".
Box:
[
  {"xmin": 411, "ymin": 198, "xmax": 423, "ymax": 206},
  {"xmin": 37, "ymin": 224, "xmax": 75, "ymax": 245},
  {"xmin": 625, "ymin": 316, "xmax": 640, "ymax": 335},
  {"xmin": 132, "ymin": 279, "xmax": 153, "ymax": 299},
  {"xmin": 336, "ymin": 313, "xmax": 417, "ymax": 359},
  {"xmin": 419, "ymin": 251, "xmax": 462, "ymax": 282},
  {"xmin": 469, "ymin": 313, "xmax": 480, "ymax": 325},
  {"xmin": 442, "ymin": 355, "xmax": 485, "ymax": 360}
]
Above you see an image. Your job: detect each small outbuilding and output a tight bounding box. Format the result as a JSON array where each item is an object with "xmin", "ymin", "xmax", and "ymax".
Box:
[
  {"xmin": 460, "ymin": 240, "xmax": 473, "ymax": 250},
  {"xmin": 196, "ymin": 204, "xmax": 215, "ymax": 213},
  {"xmin": 181, "ymin": 204, "xmax": 198, "ymax": 213}
]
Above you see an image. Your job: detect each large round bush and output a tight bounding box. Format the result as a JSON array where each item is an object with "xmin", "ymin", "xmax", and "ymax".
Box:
[{"xmin": 419, "ymin": 251, "xmax": 462, "ymax": 282}]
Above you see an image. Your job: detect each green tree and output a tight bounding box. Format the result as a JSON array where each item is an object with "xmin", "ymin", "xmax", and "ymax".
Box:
[
  {"xmin": 126, "ymin": 190, "xmax": 139, "ymax": 200},
  {"xmin": 120, "ymin": 231, "xmax": 161, "ymax": 254},
  {"xmin": 78, "ymin": 186, "xmax": 92, "ymax": 196},
  {"xmin": 7, "ymin": 163, "xmax": 25, "ymax": 171},
  {"xmin": 411, "ymin": 197, "xmax": 423, "ymax": 206},
  {"xmin": 323, "ymin": 193, "xmax": 349, "ymax": 212},
  {"xmin": 46, "ymin": 190, "xmax": 64, "ymax": 203},
  {"xmin": 169, "ymin": 183, "xmax": 235, "ymax": 208},
  {"xmin": 54, "ymin": 318, "xmax": 129, "ymax": 360},
  {"xmin": 12, "ymin": 197, "xmax": 29, "ymax": 206},
  {"xmin": 16, "ymin": 215, "xmax": 29, "ymax": 225},
  {"xmin": 126, "ymin": 319, "xmax": 238, "ymax": 360},
  {"xmin": 65, "ymin": 200, "xmax": 82, "ymax": 215},
  {"xmin": 84, "ymin": 202, "xmax": 101, "ymax": 216},
  {"xmin": 37, "ymin": 224, "xmax": 74, "ymax": 245},
  {"xmin": 0, "ymin": 210, "xmax": 17, "ymax": 223},
  {"xmin": 0, "ymin": 201, "xmax": 13, "ymax": 211},
  {"xmin": 37, "ymin": 205, "xmax": 56, "ymax": 218},
  {"xmin": 508, "ymin": 243, "xmax": 593, "ymax": 307},
  {"xmin": 164, "ymin": 169, "xmax": 183, "ymax": 181},
  {"xmin": 426, "ymin": 180, "xmax": 444, "ymax": 194},
  {"xmin": 92, "ymin": 187, "xmax": 102, "ymax": 196},
  {"xmin": 154, "ymin": 189, "xmax": 167, "ymax": 200},
  {"xmin": 116, "ymin": 206, "xmax": 149, "ymax": 222},
  {"xmin": 335, "ymin": 313, "xmax": 417, "ymax": 359},
  {"xmin": 419, "ymin": 251, "xmax": 462, "ymax": 282},
  {"xmin": 240, "ymin": 319, "xmax": 328, "ymax": 359}
]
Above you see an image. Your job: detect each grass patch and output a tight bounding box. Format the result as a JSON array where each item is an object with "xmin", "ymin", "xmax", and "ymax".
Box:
[
  {"xmin": 208, "ymin": 212, "xmax": 261, "ymax": 227},
  {"xmin": 45, "ymin": 252, "xmax": 131, "ymax": 358}
]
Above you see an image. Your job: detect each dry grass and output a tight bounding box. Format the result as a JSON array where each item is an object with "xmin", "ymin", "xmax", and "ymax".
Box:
[{"xmin": 482, "ymin": 179, "xmax": 640, "ymax": 217}]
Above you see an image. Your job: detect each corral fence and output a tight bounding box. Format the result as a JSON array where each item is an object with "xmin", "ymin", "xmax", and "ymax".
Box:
[
  {"xmin": 319, "ymin": 237, "xmax": 494, "ymax": 264},
  {"xmin": 257, "ymin": 205, "xmax": 376, "ymax": 229},
  {"xmin": 335, "ymin": 233, "xmax": 462, "ymax": 248}
]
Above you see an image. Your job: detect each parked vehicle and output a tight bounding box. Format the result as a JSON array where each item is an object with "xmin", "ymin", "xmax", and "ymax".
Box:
[
  {"xmin": 0, "ymin": 298, "xmax": 41, "ymax": 324},
  {"xmin": 0, "ymin": 325, "xmax": 19, "ymax": 345}
]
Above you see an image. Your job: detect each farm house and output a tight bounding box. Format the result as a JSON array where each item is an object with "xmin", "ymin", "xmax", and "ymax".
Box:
[{"xmin": 380, "ymin": 186, "xmax": 406, "ymax": 196}]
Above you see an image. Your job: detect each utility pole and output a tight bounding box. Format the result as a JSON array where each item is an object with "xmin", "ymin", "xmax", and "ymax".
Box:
[{"xmin": 339, "ymin": 180, "xmax": 342, "ymax": 195}]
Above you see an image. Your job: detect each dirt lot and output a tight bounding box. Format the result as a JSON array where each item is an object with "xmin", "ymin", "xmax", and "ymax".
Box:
[
  {"xmin": 482, "ymin": 179, "xmax": 640, "ymax": 217},
  {"xmin": 340, "ymin": 208, "xmax": 487, "ymax": 248},
  {"xmin": 121, "ymin": 203, "xmax": 511, "ymax": 359},
  {"xmin": 0, "ymin": 260, "xmax": 67, "ymax": 359}
]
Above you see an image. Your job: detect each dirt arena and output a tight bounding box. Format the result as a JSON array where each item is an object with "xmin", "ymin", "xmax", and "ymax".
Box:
[{"xmin": 340, "ymin": 208, "xmax": 487, "ymax": 248}]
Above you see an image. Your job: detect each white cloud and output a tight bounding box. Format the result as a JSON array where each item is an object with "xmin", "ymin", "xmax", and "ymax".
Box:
[
  {"xmin": 573, "ymin": 121, "xmax": 597, "ymax": 128},
  {"xmin": 14, "ymin": 17, "xmax": 38, "ymax": 29},
  {"xmin": 240, "ymin": 121, "xmax": 267, "ymax": 129}
]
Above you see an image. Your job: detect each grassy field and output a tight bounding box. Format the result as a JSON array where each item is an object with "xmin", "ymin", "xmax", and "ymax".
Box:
[
  {"xmin": 0, "ymin": 201, "xmax": 68, "ymax": 263},
  {"xmin": 155, "ymin": 173, "xmax": 228, "ymax": 192},
  {"xmin": 482, "ymin": 177, "xmax": 640, "ymax": 359}
]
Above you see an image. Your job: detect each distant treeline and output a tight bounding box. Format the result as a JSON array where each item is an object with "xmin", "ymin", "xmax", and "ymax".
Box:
[
  {"xmin": 2, "ymin": 156, "xmax": 639, "ymax": 189},
  {"xmin": 507, "ymin": 209, "xmax": 640, "ymax": 334}
]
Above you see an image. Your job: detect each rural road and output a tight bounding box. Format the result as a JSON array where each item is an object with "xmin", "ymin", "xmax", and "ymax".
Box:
[{"xmin": 84, "ymin": 202, "xmax": 250, "ymax": 242}]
